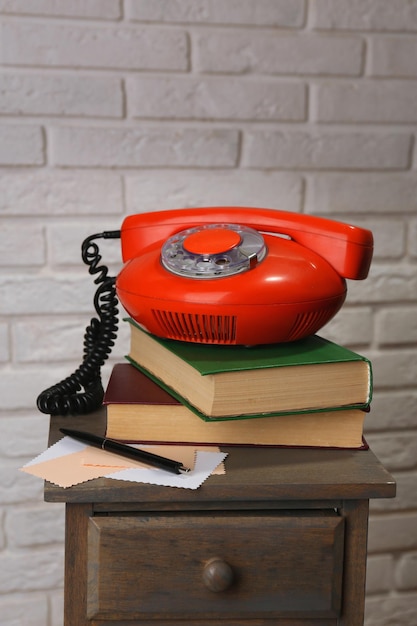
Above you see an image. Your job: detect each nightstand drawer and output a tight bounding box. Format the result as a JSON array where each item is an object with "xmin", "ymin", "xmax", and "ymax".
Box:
[{"xmin": 87, "ymin": 511, "xmax": 344, "ymax": 621}]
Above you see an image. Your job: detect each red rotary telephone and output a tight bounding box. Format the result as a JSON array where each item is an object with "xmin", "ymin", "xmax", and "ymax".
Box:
[
  {"xmin": 37, "ymin": 206, "xmax": 373, "ymax": 416},
  {"xmin": 117, "ymin": 207, "xmax": 373, "ymax": 345}
]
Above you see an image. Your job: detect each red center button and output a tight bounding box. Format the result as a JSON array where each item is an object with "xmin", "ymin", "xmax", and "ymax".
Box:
[{"xmin": 183, "ymin": 228, "xmax": 241, "ymax": 255}]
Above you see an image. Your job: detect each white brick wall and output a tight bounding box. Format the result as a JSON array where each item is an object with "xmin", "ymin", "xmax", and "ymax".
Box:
[
  {"xmin": 50, "ymin": 126, "xmax": 240, "ymax": 167},
  {"xmin": 0, "ymin": 1, "xmax": 416, "ymax": 624}
]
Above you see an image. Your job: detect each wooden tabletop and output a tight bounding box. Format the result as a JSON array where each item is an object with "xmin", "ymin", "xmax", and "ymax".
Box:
[{"xmin": 44, "ymin": 409, "xmax": 396, "ymax": 506}]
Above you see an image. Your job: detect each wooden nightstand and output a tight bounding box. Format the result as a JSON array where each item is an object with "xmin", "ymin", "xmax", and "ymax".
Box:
[{"xmin": 45, "ymin": 410, "xmax": 395, "ymax": 626}]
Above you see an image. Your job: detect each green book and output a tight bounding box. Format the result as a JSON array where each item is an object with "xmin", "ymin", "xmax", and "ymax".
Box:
[{"xmin": 125, "ymin": 318, "xmax": 373, "ymax": 421}]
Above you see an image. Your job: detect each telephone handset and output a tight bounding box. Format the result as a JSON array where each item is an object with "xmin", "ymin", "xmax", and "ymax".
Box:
[
  {"xmin": 120, "ymin": 206, "xmax": 372, "ymax": 280},
  {"xmin": 37, "ymin": 207, "xmax": 373, "ymax": 416}
]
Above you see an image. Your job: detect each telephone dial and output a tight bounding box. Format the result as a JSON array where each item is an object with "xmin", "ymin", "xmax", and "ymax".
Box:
[{"xmin": 37, "ymin": 207, "xmax": 373, "ymax": 416}]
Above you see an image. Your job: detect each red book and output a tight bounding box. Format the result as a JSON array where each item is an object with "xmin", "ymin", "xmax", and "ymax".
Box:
[{"xmin": 104, "ymin": 363, "xmax": 367, "ymax": 448}]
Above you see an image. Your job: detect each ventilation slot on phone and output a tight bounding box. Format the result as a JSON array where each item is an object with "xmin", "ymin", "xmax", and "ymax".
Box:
[
  {"xmin": 152, "ymin": 310, "xmax": 237, "ymax": 344},
  {"xmin": 288, "ymin": 310, "xmax": 335, "ymax": 341}
]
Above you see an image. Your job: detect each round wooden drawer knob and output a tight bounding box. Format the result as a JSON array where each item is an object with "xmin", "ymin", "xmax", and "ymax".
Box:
[{"xmin": 202, "ymin": 557, "xmax": 234, "ymax": 592}]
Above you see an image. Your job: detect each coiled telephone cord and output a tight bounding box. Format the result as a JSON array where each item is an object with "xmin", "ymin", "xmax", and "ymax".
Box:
[{"xmin": 36, "ymin": 230, "xmax": 121, "ymax": 416}]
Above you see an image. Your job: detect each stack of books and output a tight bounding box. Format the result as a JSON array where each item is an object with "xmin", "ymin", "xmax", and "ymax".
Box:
[{"xmin": 103, "ymin": 319, "xmax": 372, "ymax": 449}]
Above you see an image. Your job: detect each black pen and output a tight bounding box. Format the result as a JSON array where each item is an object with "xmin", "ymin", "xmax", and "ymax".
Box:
[{"xmin": 60, "ymin": 428, "xmax": 191, "ymax": 475}]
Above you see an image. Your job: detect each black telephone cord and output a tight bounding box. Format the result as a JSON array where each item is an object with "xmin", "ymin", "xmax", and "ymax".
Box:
[{"xmin": 36, "ymin": 230, "xmax": 121, "ymax": 416}]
